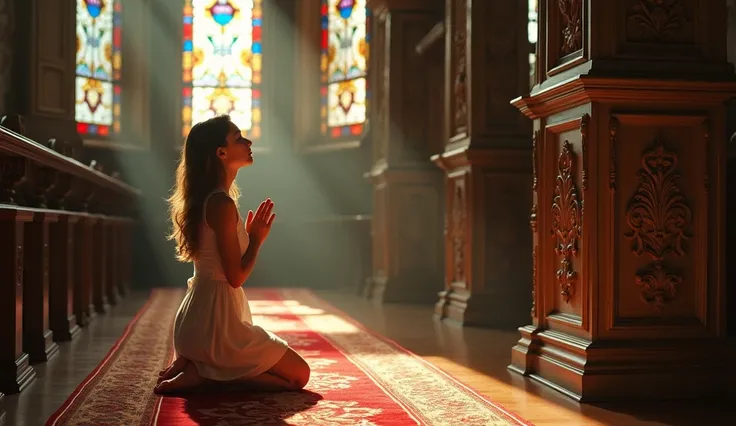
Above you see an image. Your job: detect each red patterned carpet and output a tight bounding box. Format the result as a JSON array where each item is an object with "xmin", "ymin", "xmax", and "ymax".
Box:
[{"xmin": 46, "ymin": 288, "xmax": 532, "ymax": 426}]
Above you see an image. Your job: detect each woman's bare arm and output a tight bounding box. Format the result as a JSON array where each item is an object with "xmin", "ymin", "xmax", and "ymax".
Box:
[{"xmin": 207, "ymin": 194, "xmax": 261, "ymax": 288}]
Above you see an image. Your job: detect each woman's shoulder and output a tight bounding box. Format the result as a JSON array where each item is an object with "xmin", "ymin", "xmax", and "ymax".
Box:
[{"xmin": 205, "ymin": 192, "xmax": 239, "ymax": 229}]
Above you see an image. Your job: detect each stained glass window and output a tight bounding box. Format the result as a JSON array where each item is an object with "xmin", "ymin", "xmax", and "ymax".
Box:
[
  {"xmin": 182, "ymin": 0, "xmax": 262, "ymax": 139},
  {"xmin": 320, "ymin": 0, "xmax": 369, "ymax": 139},
  {"xmin": 528, "ymin": 0, "xmax": 538, "ymax": 89},
  {"xmin": 75, "ymin": 0, "xmax": 122, "ymax": 137}
]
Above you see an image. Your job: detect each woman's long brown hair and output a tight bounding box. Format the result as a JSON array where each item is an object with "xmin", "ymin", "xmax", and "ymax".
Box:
[{"xmin": 167, "ymin": 115, "xmax": 240, "ymax": 262}]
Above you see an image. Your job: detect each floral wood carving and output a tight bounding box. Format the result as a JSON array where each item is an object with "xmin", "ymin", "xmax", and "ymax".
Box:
[
  {"xmin": 627, "ymin": 0, "xmax": 692, "ymax": 43},
  {"xmin": 558, "ymin": 0, "xmax": 583, "ymax": 55},
  {"xmin": 453, "ymin": 0, "xmax": 468, "ymax": 134},
  {"xmin": 609, "ymin": 117, "xmax": 619, "ymax": 191},
  {"xmin": 452, "ymin": 183, "xmax": 466, "ymax": 283},
  {"xmin": 551, "ymin": 141, "xmax": 581, "ymax": 303},
  {"xmin": 625, "ymin": 142, "xmax": 692, "ymax": 310}
]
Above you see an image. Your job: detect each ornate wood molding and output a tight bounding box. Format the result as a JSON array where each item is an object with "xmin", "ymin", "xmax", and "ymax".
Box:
[
  {"xmin": 551, "ymin": 141, "xmax": 581, "ymax": 303},
  {"xmin": 532, "ymin": 245, "xmax": 538, "ymax": 317},
  {"xmin": 532, "ymin": 130, "xmax": 540, "ymax": 191},
  {"xmin": 625, "ymin": 142, "xmax": 692, "ymax": 310}
]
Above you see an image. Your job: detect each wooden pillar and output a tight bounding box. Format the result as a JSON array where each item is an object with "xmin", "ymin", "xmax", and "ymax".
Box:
[
  {"xmin": 509, "ymin": 0, "xmax": 736, "ymax": 401},
  {"xmin": 432, "ymin": 0, "xmax": 532, "ymax": 327},
  {"xmin": 365, "ymin": 0, "xmax": 445, "ymax": 303},
  {"xmin": 92, "ymin": 215, "xmax": 109, "ymax": 313},
  {"xmin": 0, "ymin": 207, "xmax": 36, "ymax": 394},
  {"xmin": 49, "ymin": 212, "xmax": 81, "ymax": 341},
  {"xmin": 74, "ymin": 215, "xmax": 96, "ymax": 326},
  {"xmin": 22, "ymin": 210, "xmax": 60, "ymax": 364},
  {"xmin": 106, "ymin": 219, "xmax": 119, "ymax": 305}
]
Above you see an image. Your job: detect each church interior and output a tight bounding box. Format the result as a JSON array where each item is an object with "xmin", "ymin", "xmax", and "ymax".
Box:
[{"xmin": 1, "ymin": 0, "xmax": 736, "ymax": 424}]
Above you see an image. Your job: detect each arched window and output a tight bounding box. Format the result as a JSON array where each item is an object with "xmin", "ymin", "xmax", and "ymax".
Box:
[
  {"xmin": 75, "ymin": 0, "xmax": 122, "ymax": 137},
  {"xmin": 182, "ymin": 0, "xmax": 263, "ymax": 140},
  {"xmin": 528, "ymin": 0, "xmax": 538, "ymax": 89},
  {"xmin": 320, "ymin": 0, "xmax": 369, "ymax": 139}
]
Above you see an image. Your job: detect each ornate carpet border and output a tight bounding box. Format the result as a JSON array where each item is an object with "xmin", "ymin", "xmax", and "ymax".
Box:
[
  {"xmin": 281, "ymin": 289, "xmax": 533, "ymax": 426},
  {"xmin": 46, "ymin": 289, "xmax": 182, "ymax": 426}
]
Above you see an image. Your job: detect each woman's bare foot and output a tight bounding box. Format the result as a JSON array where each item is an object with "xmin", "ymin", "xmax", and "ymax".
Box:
[
  {"xmin": 158, "ymin": 356, "xmax": 188, "ymax": 383},
  {"xmin": 154, "ymin": 360, "xmax": 205, "ymax": 394}
]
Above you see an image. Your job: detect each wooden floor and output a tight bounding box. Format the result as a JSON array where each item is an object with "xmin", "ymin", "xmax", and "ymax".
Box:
[{"xmin": 3, "ymin": 289, "xmax": 733, "ymax": 426}]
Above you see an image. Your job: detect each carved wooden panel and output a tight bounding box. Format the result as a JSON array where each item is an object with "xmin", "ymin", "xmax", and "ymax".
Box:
[
  {"xmin": 543, "ymin": 117, "xmax": 587, "ymax": 331},
  {"xmin": 33, "ymin": 0, "xmax": 71, "ymax": 116},
  {"xmin": 607, "ymin": 113, "xmax": 710, "ymax": 338},
  {"xmin": 624, "ymin": 0, "xmax": 695, "ymax": 45},
  {"xmin": 614, "ymin": 0, "xmax": 714, "ymax": 61},
  {"xmin": 546, "ymin": 0, "xmax": 587, "ymax": 75},
  {"xmin": 447, "ymin": 173, "xmax": 468, "ymax": 289},
  {"xmin": 448, "ymin": 0, "xmax": 468, "ymax": 138}
]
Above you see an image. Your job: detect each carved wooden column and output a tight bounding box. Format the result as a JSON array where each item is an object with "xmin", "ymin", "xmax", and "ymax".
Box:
[
  {"xmin": 92, "ymin": 215, "xmax": 109, "ymax": 313},
  {"xmin": 49, "ymin": 212, "xmax": 81, "ymax": 341},
  {"xmin": 364, "ymin": 0, "xmax": 445, "ymax": 303},
  {"xmin": 23, "ymin": 210, "xmax": 60, "ymax": 364},
  {"xmin": 432, "ymin": 0, "xmax": 532, "ymax": 327},
  {"xmin": 0, "ymin": 207, "xmax": 36, "ymax": 394},
  {"xmin": 509, "ymin": 0, "xmax": 735, "ymax": 401}
]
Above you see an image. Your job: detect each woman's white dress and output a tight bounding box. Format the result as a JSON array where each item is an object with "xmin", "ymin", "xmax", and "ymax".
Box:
[{"xmin": 172, "ymin": 189, "xmax": 288, "ymax": 381}]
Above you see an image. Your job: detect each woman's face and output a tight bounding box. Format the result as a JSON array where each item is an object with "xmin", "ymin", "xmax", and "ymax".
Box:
[{"xmin": 219, "ymin": 122, "xmax": 253, "ymax": 169}]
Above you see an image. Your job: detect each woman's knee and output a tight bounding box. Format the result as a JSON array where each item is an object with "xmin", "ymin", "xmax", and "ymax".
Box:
[{"xmin": 292, "ymin": 358, "xmax": 311, "ymax": 390}]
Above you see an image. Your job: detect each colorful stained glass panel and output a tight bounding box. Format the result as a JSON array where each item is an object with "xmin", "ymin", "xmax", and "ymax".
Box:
[
  {"xmin": 325, "ymin": 0, "xmax": 367, "ymax": 83},
  {"xmin": 183, "ymin": 0, "xmax": 262, "ymax": 139},
  {"xmin": 327, "ymin": 78, "xmax": 366, "ymax": 127},
  {"xmin": 75, "ymin": 0, "xmax": 121, "ymax": 136},
  {"xmin": 320, "ymin": 0, "xmax": 369, "ymax": 139}
]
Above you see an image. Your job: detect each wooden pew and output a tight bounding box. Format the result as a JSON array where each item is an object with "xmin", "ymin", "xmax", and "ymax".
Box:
[{"xmin": 0, "ymin": 125, "xmax": 140, "ymax": 395}]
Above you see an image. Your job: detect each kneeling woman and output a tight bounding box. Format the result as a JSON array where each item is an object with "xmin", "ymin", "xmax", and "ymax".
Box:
[{"xmin": 155, "ymin": 115, "xmax": 310, "ymax": 394}]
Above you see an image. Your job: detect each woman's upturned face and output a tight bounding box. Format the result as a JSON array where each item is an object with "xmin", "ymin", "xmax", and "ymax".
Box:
[{"xmin": 220, "ymin": 122, "xmax": 253, "ymax": 168}]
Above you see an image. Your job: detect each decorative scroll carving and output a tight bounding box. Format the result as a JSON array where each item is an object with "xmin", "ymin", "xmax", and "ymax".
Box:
[
  {"xmin": 453, "ymin": 0, "xmax": 468, "ymax": 134},
  {"xmin": 580, "ymin": 114, "xmax": 589, "ymax": 191},
  {"xmin": 625, "ymin": 143, "xmax": 692, "ymax": 310},
  {"xmin": 558, "ymin": 0, "xmax": 582, "ymax": 55},
  {"xmin": 529, "ymin": 204, "xmax": 538, "ymax": 233},
  {"xmin": 609, "ymin": 117, "xmax": 619, "ymax": 191},
  {"xmin": 702, "ymin": 119, "xmax": 709, "ymax": 192},
  {"xmin": 627, "ymin": 0, "xmax": 691, "ymax": 43},
  {"xmin": 551, "ymin": 141, "xmax": 581, "ymax": 303},
  {"xmin": 532, "ymin": 245, "xmax": 538, "ymax": 317},
  {"xmin": 452, "ymin": 183, "xmax": 466, "ymax": 283}
]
